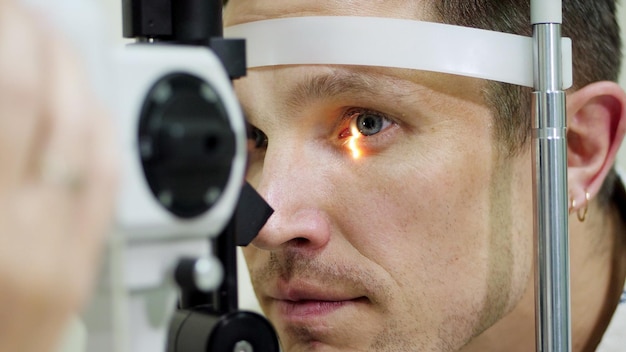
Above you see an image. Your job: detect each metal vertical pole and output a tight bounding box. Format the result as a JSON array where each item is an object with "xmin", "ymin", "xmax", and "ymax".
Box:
[{"xmin": 531, "ymin": 1, "xmax": 571, "ymax": 351}]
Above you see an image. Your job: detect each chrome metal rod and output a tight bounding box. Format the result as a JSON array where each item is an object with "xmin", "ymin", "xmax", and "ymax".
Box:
[{"xmin": 532, "ymin": 13, "xmax": 572, "ymax": 352}]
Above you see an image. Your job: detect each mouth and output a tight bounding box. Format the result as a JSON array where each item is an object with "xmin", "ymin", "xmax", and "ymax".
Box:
[
  {"xmin": 269, "ymin": 280, "xmax": 369, "ymax": 324},
  {"xmin": 276, "ymin": 297, "xmax": 368, "ymax": 321}
]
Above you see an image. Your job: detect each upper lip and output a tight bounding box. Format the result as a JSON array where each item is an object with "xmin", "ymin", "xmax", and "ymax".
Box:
[{"xmin": 269, "ymin": 279, "xmax": 364, "ymax": 302}]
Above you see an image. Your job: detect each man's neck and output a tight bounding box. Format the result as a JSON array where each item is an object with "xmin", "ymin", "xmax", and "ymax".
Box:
[{"xmin": 461, "ymin": 202, "xmax": 626, "ymax": 352}]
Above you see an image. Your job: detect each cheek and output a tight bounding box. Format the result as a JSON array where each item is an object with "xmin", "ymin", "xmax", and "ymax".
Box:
[
  {"xmin": 339, "ymin": 134, "xmax": 487, "ymax": 273},
  {"xmin": 333, "ymin": 125, "xmax": 534, "ymax": 333}
]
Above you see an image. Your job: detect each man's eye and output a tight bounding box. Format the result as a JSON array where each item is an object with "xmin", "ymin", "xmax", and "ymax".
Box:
[
  {"xmin": 247, "ymin": 125, "xmax": 268, "ymax": 149},
  {"xmin": 341, "ymin": 108, "xmax": 393, "ymax": 137}
]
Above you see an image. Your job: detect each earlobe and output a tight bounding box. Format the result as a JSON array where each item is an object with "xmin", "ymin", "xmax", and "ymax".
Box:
[{"xmin": 566, "ymin": 81, "xmax": 626, "ymax": 210}]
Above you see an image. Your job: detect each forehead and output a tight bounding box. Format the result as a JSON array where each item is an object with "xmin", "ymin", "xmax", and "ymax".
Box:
[
  {"xmin": 223, "ymin": 0, "xmax": 436, "ymax": 26},
  {"xmin": 235, "ymin": 65, "xmax": 486, "ymax": 115}
]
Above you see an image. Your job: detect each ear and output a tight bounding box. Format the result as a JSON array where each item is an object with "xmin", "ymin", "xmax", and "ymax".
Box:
[{"xmin": 567, "ymin": 81, "xmax": 626, "ymax": 210}]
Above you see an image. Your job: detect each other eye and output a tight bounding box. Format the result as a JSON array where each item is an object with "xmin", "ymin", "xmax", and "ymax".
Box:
[{"xmin": 247, "ymin": 125, "xmax": 268, "ymax": 149}]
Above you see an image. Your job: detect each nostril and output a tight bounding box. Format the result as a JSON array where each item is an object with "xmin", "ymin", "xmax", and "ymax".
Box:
[{"xmin": 292, "ymin": 237, "xmax": 310, "ymax": 246}]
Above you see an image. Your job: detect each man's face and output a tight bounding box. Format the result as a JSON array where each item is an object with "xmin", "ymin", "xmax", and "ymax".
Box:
[{"xmin": 225, "ymin": 1, "xmax": 535, "ymax": 351}]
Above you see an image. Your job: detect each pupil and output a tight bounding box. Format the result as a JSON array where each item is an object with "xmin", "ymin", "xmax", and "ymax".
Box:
[{"xmin": 357, "ymin": 113, "xmax": 383, "ymax": 136}]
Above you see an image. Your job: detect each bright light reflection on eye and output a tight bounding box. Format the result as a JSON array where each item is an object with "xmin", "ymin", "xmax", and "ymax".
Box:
[{"xmin": 347, "ymin": 122, "xmax": 362, "ymax": 159}]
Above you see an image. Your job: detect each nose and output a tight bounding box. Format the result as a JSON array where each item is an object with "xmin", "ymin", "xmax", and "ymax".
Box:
[{"xmin": 250, "ymin": 140, "xmax": 332, "ymax": 252}]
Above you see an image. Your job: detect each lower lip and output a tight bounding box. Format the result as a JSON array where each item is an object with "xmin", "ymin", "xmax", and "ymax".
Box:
[{"xmin": 276, "ymin": 298, "xmax": 362, "ymax": 321}]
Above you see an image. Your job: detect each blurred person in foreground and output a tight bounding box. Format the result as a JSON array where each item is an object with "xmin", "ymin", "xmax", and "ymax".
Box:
[
  {"xmin": 224, "ymin": 0, "xmax": 626, "ymax": 351},
  {"xmin": 0, "ymin": 1, "xmax": 118, "ymax": 351}
]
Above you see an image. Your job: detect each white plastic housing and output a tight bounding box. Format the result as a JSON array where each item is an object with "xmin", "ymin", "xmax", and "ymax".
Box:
[{"xmin": 111, "ymin": 44, "xmax": 247, "ymax": 241}]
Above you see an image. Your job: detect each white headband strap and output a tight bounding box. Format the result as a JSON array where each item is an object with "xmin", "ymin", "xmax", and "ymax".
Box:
[{"xmin": 225, "ymin": 16, "xmax": 573, "ymax": 89}]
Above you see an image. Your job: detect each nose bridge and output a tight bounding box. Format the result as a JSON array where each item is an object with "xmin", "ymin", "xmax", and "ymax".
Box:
[
  {"xmin": 250, "ymin": 136, "xmax": 333, "ymax": 251},
  {"xmin": 257, "ymin": 137, "xmax": 321, "ymax": 208}
]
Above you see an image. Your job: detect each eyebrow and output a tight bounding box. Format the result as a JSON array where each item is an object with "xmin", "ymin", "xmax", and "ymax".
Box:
[{"xmin": 285, "ymin": 69, "xmax": 393, "ymax": 109}]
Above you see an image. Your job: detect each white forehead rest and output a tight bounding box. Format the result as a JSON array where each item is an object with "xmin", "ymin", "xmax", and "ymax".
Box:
[{"xmin": 224, "ymin": 16, "xmax": 573, "ymax": 89}]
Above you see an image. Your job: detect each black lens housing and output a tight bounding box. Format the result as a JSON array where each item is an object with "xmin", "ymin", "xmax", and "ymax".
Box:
[{"xmin": 138, "ymin": 73, "xmax": 235, "ymax": 218}]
